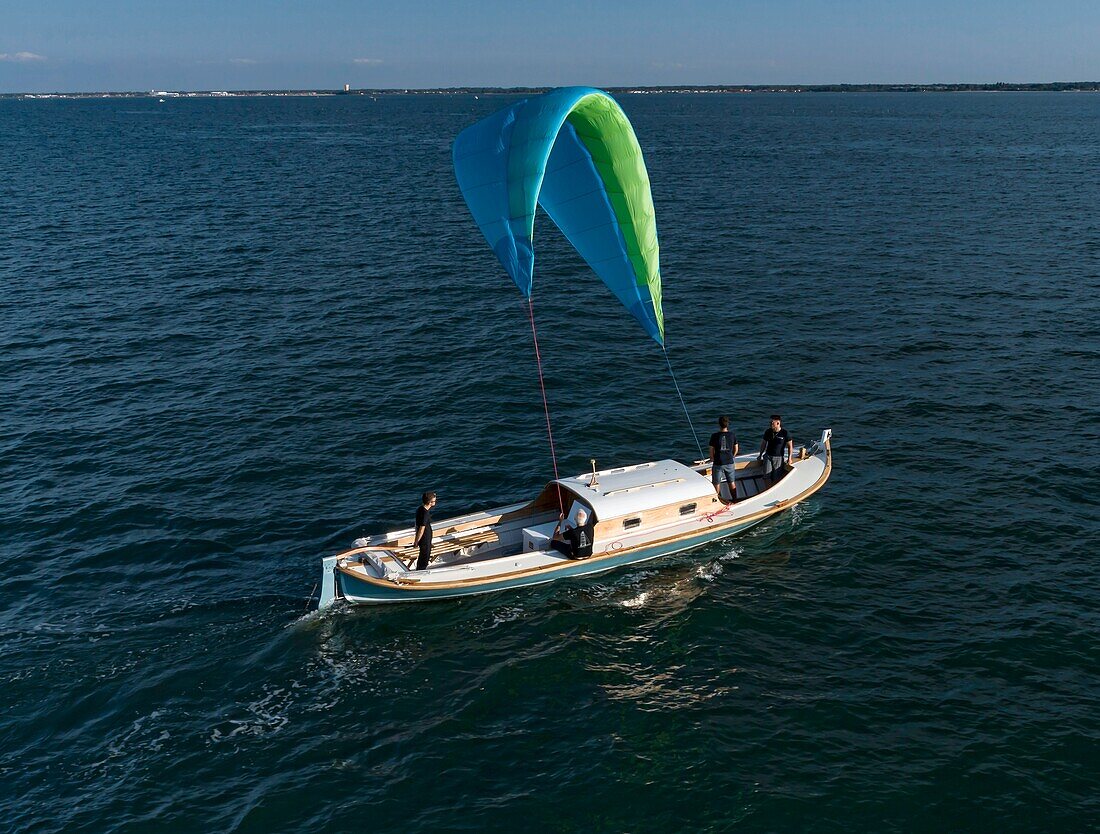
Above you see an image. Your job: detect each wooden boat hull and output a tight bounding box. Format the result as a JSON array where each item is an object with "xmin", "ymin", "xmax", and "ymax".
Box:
[
  {"xmin": 318, "ymin": 430, "xmax": 832, "ymax": 608},
  {"xmin": 333, "ymin": 516, "xmax": 766, "ymax": 604}
]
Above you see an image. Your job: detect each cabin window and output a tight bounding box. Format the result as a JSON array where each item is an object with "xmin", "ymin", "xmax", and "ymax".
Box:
[
  {"xmin": 679, "ymin": 503, "xmax": 697, "ymax": 516},
  {"xmin": 623, "ymin": 517, "xmax": 641, "ymax": 530}
]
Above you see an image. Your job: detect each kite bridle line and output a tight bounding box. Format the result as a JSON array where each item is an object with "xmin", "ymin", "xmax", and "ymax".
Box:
[
  {"xmin": 662, "ymin": 343, "xmax": 703, "ymax": 461},
  {"xmin": 525, "ymin": 296, "xmax": 702, "ymax": 501},
  {"xmin": 525, "ymin": 298, "xmax": 565, "ymax": 514}
]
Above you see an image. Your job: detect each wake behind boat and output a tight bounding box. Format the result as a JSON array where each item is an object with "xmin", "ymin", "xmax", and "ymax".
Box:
[
  {"xmin": 316, "ymin": 86, "xmax": 833, "ymax": 608},
  {"xmin": 318, "ymin": 432, "xmax": 831, "ymax": 607}
]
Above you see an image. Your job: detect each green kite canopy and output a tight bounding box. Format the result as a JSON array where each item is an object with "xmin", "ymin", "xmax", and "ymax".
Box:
[{"xmin": 453, "ymin": 87, "xmax": 664, "ymax": 344}]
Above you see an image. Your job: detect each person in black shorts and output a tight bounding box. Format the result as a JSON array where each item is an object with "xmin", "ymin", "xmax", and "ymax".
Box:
[
  {"xmin": 551, "ymin": 507, "xmax": 595, "ymax": 559},
  {"xmin": 708, "ymin": 415, "xmax": 739, "ymax": 504},
  {"xmin": 413, "ymin": 491, "xmax": 437, "ymax": 570},
  {"xmin": 758, "ymin": 415, "xmax": 793, "ymax": 485}
]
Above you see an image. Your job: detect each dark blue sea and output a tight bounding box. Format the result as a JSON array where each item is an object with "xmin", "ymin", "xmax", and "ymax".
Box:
[{"xmin": 2, "ymin": 92, "xmax": 1098, "ymax": 833}]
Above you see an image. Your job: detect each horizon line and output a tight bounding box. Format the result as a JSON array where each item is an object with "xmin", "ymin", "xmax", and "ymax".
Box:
[{"xmin": 4, "ymin": 81, "xmax": 1100, "ymax": 98}]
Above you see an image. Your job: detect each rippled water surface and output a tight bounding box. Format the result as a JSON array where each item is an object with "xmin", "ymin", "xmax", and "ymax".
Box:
[{"xmin": 2, "ymin": 93, "xmax": 1098, "ymax": 832}]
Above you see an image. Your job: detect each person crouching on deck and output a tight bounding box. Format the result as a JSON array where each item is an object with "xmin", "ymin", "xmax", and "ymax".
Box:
[
  {"xmin": 413, "ymin": 491, "xmax": 436, "ymax": 570},
  {"xmin": 709, "ymin": 415, "xmax": 739, "ymax": 505},
  {"xmin": 551, "ymin": 508, "xmax": 595, "ymax": 560}
]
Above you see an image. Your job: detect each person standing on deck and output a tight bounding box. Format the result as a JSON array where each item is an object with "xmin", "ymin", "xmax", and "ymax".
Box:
[
  {"xmin": 758, "ymin": 415, "xmax": 793, "ymax": 485},
  {"xmin": 413, "ymin": 492, "xmax": 437, "ymax": 570},
  {"xmin": 708, "ymin": 415, "xmax": 739, "ymax": 504}
]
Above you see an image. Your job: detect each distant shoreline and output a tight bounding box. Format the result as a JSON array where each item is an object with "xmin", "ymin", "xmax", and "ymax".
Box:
[{"xmin": 4, "ymin": 82, "xmax": 1100, "ymax": 99}]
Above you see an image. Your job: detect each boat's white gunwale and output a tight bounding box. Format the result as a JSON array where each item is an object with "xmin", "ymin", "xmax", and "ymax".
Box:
[{"xmin": 337, "ymin": 522, "xmax": 768, "ymax": 604}]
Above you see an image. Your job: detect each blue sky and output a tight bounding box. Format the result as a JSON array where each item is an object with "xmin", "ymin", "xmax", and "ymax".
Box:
[{"xmin": 3, "ymin": 0, "xmax": 1099, "ymax": 92}]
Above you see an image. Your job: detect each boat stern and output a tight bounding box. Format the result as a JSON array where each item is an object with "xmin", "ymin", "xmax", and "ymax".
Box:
[{"xmin": 317, "ymin": 554, "xmax": 343, "ymax": 610}]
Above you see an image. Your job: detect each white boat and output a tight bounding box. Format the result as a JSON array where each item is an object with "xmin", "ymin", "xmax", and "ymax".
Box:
[{"xmin": 317, "ymin": 431, "xmax": 831, "ymax": 607}]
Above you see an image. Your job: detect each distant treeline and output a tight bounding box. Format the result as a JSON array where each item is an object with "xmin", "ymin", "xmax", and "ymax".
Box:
[
  {"xmin": 6, "ymin": 82, "xmax": 1100, "ymax": 99},
  {"xmin": 664, "ymin": 82, "xmax": 1100, "ymax": 93},
  {"xmin": 447, "ymin": 82, "xmax": 1100, "ymax": 94}
]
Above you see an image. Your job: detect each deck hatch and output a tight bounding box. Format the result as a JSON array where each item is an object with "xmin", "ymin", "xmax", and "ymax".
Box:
[{"xmin": 605, "ymin": 477, "xmax": 685, "ymax": 496}]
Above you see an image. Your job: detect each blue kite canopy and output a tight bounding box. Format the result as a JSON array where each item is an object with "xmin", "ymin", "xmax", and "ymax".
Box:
[{"xmin": 453, "ymin": 87, "xmax": 664, "ymax": 345}]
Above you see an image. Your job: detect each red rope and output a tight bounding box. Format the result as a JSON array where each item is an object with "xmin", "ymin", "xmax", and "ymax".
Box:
[
  {"xmin": 703, "ymin": 502, "xmax": 735, "ymax": 523},
  {"xmin": 525, "ymin": 298, "xmax": 565, "ymax": 513}
]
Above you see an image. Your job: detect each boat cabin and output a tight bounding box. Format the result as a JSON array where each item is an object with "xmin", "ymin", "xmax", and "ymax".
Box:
[{"xmin": 521, "ymin": 459, "xmax": 719, "ymax": 553}]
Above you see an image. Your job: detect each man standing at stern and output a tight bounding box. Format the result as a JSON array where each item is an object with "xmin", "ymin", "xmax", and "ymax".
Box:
[
  {"xmin": 758, "ymin": 415, "xmax": 794, "ymax": 485},
  {"xmin": 709, "ymin": 415, "xmax": 739, "ymax": 504},
  {"xmin": 413, "ymin": 491, "xmax": 437, "ymax": 570}
]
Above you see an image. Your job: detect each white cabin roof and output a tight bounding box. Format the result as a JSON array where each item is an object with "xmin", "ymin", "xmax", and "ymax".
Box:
[{"xmin": 554, "ymin": 459, "xmax": 714, "ymax": 520}]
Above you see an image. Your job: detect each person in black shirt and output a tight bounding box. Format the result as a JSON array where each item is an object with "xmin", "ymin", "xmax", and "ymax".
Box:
[
  {"xmin": 708, "ymin": 415, "xmax": 739, "ymax": 504},
  {"xmin": 413, "ymin": 491, "xmax": 437, "ymax": 570},
  {"xmin": 758, "ymin": 415, "xmax": 793, "ymax": 485},
  {"xmin": 551, "ymin": 507, "xmax": 596, "ymax": 559}
]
